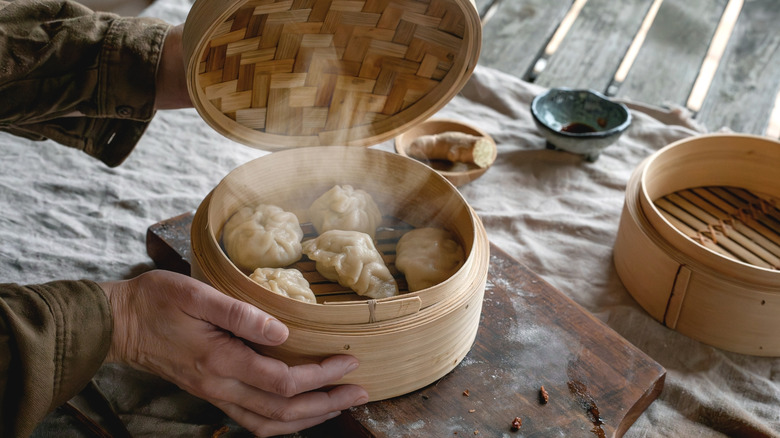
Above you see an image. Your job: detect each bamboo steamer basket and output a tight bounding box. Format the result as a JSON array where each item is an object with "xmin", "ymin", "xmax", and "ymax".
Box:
[
  {"xmin": 190, "ymin": 146, "xmax": 490, "ymax": 401},
  {"xmin": 182, "ymin": 0, "xmax": 482, "ymax": 149},
  {"xmin": 613, "ymin": 133, "xmax": 780, "ymax": 356},
  {"xmin": 183, "ymin": 0, "xmax": 486, "ymax": 400}
]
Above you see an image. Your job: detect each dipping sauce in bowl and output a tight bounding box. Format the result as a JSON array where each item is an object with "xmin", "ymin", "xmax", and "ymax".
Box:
[{"xmin": 531, "ymin": 88, "xmax": 631, "ymax": 162}]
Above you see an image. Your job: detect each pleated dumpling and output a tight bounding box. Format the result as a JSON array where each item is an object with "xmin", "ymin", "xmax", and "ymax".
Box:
[
  {"xmin": 222, "ymin": 204, "xmax": 303, "ymax": 272},
  {"xmin": 395, "ymin": 227, "xmax": 464, "ymax": 291},
  {"xmin": 249, "ymin": 268, "xmax": 317, "ymax": 304},
  {"xmin": 302, "ymin": 230, "xmax": 399, "ymax": 299},
  {"xmin": 308, "ymin": 185, "xmax": 382, "ymax": 238}
]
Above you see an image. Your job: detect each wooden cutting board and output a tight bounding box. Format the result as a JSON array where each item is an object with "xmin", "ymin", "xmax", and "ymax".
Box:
[{"xmin": 146, "ymin": 212, "xmax": 665, "ymax": 437}]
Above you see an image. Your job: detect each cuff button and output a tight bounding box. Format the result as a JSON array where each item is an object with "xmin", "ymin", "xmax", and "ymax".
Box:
[{"xmin": 116, "ymin": 106, "xmax": 133, "ymax": 118}]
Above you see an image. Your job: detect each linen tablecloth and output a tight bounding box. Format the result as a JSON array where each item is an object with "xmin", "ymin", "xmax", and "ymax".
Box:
[{"xmin": 3, "ymin": 0, "xmax": 777, "ymax": 435}]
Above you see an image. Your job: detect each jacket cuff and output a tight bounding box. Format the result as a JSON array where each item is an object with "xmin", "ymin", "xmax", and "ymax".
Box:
[
  {"xmin": 78, "ymin": 17, "xmax": 169, "ymax": 166},
  {"xmin": 0, "ymin": 280, "xmax": 111, "ymax": 436},
  {"xmin": 29, "ymin": 280, "xmax": 112, "ymax": 408},
  {"xmin": 9, "ymin": 116, "xmax": 152, "ymax": 167},
  {"xmin": 98, "ymin": 17, "xmax": 168, "ymax": 123}
]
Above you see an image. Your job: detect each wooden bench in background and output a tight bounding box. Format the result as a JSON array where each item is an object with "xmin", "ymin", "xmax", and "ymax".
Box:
[{"xmin": 474, "ymin": 0, "xmax": 780, "ymax": 138}]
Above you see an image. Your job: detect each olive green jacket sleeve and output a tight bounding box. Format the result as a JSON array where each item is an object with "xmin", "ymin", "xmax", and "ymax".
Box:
[
  {"xmin": 0, "ymin": 280, "xmax": 112, "ymax": 438},
  {"xmin": 0, "ymin": 0, "xmax": 171, "ymax": 167}
]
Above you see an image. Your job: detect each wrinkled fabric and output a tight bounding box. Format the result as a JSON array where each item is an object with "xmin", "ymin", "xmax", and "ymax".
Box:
[
  {"xmin": 0, "ymin": 0, "xmax": 169, "ymax": 167},
  {"xmin": 0, "ymin": 280, "xmax": 111, "ymax": 438}
]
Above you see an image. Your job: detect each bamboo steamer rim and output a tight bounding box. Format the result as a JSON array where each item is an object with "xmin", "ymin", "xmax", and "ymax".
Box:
[
  {"xmin": 190, "ymin": 146, "xmax": 488, "ymax": 330},
  {"xmin": 637, "ymin": 133, "xmax": 780, "ymax": 284},
  {"xmin": 192, "ymin": 193, "xmax": 488, "ymax": 336},
  {"xmin": 615, "ymin": 133, "xmax": 780, "ymax": 356},
  {"xmin": 182, "ymin": 0, "xmax": 482, "ymax": 149}
]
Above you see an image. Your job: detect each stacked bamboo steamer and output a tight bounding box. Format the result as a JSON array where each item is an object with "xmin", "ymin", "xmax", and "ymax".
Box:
[
  {"xmin": 183, "ymin": 0, "xmax": 486, "ymax": 400},
  {"xmin": 614, "ymin": 134, "xmax": 780, "ymax": 356}
]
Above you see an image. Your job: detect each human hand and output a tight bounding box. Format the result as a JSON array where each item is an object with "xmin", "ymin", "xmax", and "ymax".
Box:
[
  {"xmin": 100, "ymin": 270, "xmax": 368, "ymax": 437},
  {"xmin": 155, "ymin": 24, "xmax": 192, "ymax": 110}
]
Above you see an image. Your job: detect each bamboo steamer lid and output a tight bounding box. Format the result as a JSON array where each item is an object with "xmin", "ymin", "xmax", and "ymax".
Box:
[
  {"xmin": 190, "ymin": 146, "xmax": 490, "ymax": 400},
  {"xmin": 613, "ymin": 134, "xmax": 780, "ymax": 356},
  {"xmin": 182, "ymin": 0, "xmax": 482, "ymax": 148}
]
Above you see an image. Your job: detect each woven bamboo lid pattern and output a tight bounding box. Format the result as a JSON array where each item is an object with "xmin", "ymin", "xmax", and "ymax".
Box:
[{"xmin": 183, "ymin": 0, "xmax": 481, "ymax": 149}]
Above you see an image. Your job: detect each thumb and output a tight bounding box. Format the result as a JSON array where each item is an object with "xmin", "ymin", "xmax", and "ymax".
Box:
[{"xmin": 194, "ymin": 284, "xmax": 290, "ymax": 346}]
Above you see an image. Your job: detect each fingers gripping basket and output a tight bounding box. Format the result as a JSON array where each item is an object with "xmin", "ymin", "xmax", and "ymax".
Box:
[
  {"xmin": 190, "ymin": 147, "xmax": 490, "ymax": 401},
  {"xmin": 182, "ymin": 0, "xmax": 482, "ymax": 148}
]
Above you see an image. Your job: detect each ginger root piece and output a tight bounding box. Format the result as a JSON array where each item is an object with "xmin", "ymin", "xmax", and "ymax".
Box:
[{"xmin": 407, "ymin": 131, "xmax": 495, "ymax": 168}]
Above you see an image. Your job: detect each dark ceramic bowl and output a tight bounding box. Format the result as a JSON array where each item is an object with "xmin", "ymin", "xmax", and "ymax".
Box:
[{"xmin": 531, "ymin": 88, "xmax": 631, "ymax": 161}]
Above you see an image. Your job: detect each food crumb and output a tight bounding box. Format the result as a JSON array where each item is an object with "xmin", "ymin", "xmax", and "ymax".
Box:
[
  {"xmin": 463, "ymin": 389, "xmax": 470, "ymax": 397},
  {"xmin": 468, "ymin": 409, "xmax": 476, "ymax": 413},
  {"xmin": 474, "ymin": 430, "xmax": 479, "ymax": 435},
  {"xmin": 510, "ymin": 417, "xmax": 522, "ymax": 432},
  {"xmin": 540, "ymin": 385, "xmax": 549, "ymax": 404}
]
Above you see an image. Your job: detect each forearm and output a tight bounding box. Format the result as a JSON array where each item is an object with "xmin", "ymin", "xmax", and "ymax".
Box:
[
  {"xmin": 0, "ymin": 280, "xmax": 112, "ymax": 438},
  {"xmin": 0, "ymin": 0, "xmax": 177, "ymax": 166}
]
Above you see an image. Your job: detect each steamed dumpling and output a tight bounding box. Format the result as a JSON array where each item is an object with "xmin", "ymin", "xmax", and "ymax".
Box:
[
  {"xmin": 302, "ymin": 230, "xmax": 398, "ymax": 299},
  {"xmin": 395, "ymin": 227, "xmax": 464, "ymax": 291},
  {"xmin": 309, "ymin": 185, "xmax": 382, "ymax": 238},
  {"xmin": 249, "ymin": 268, "xmax": 317, "ymax": 304},
  {"xmin": 222, "ymin": 204, "xmax": 303, "ymax": 272}
]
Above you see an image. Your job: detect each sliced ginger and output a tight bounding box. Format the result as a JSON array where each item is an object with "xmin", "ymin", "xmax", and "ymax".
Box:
[{"xmin": 407, "ymin": 131, "xmax": 495, "ymax": 168}]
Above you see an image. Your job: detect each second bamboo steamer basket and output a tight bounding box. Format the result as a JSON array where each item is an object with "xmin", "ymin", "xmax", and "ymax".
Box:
[
  {"xmin": 190, "ymin": 147, "xmax": 490, "ymax": 401},
  {"xmin": 614, "ymin": 134, "xmax": 780, "ymax": 356},
  {"xmin": 182, "ymin": 0, "xmax": 482, "ymax": 148}
]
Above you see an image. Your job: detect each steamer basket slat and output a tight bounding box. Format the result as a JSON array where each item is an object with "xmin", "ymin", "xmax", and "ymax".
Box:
[{"xmin": 614, "ymin": 134, "xmax": 780, "ymax": 356}]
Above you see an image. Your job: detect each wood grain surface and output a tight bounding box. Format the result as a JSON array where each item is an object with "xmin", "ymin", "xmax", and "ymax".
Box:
[
  {"xmin": 147, "ymin": 211, "xmax": 665, "ymax": 437},
  {"xmin": 475, "ymin": 0, "xmax": 780, "ymax": 137},
  {"xmin": 615, "ymin": 0, "xmax": 727, "ymax": 106},
  {"xmin": 696, "ymin": 0, "xmax": 780, "ymax": 135}
]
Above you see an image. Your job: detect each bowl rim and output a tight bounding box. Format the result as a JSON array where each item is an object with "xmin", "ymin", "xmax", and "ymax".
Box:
[
  {"xmin": 393, "ymin": 118, "xmax": 497, "ymax": 186},
  {"xmin": 531, "ymin": 87, "xmax": 632, "ymax": 139}
]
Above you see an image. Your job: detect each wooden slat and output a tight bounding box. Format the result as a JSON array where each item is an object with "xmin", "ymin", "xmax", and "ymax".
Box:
[
  {"xmin": 477, "ymin": 0, "xmax": 574, "ymax": 79},
  {"xmin": 616, "ymin": 0, "xmax": 727, "ymax": 106},
  {"xmin": 694, "ymin": 188, "xmax": 780, "ymax": 249},
  {"xmin": 281, "ymin": 217, "xmax": 414, "ymax": 302},
  {"xmin": 681, "ymin": 189, "xmax": 780, "ymax": 261},
  {"xmin": 659, "ymin": 193, "xmax": 778, "ymax": 268},
  {"xmin": 655, "ymin": 187, "xmax": 780, "ymax": 270},
  {"xmin": 534, "ymin": 0, "xmax": 655, "ymax": 92},
  {"xmin": 656, "ymin": 202, "xmax": 744, "ymax": 264},
  {"xmin": 695, "ymin": 0, "xmax": 780, "ymax": 135},
  {"xmin": 710, "ymin": 187, "xmax": 780, "ymax": 247},
  {"xmin": 468, "ymin": 0, "xmax": 779, "ymax": 138}
]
